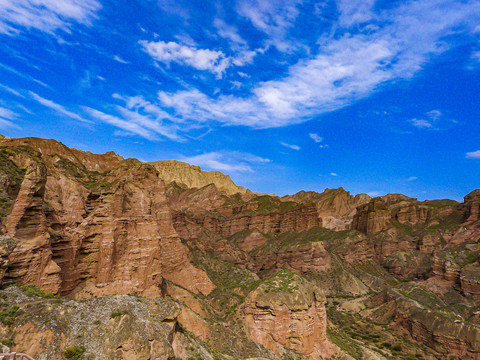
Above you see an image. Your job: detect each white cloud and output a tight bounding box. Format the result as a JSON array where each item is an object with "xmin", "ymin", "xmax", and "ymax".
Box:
[
  {"xmin": 140, "ymin": 40, "xmax": 230, "ymax": 78},
  {"xmin": 427, "ymin": 109, "xmax": 442, "ymax": 120},
  {"xmin": 85, "ymin": 94, "xmax": 183, "ymax": 142},
  {"xmin": 85, "ymin": 107, "xmax": 157, "ymax": 140},
  {"xmin": 0, "ymin": 106, "xmax": 17, "ymax": 120},
  {"xmin": 367, "ymin": 191, "xmax": 382, "ymax": 197},
  {"xmin": 179, "ymin": 151, "xmax": 270, "ymax": 173},
  {"xmin": 410, "ymin": 118, "xmax": 433, "ymax": 128},
  {"xmin": 0, "ymin": 0, "xmax": 101, "ymax": 35},
  {"xmin": 330, "ymin": 172, "xmax": 338, "ymax": 176},
  {"xmin": 466, "ymin": 150, "xmax": 480, "ymax": 159},
  {"xmin": 155, "ymin": 0, "xmax": 480, "ymax": 129},
  {"xmin": 407, "ymin": 176, "xmax": 418, "ymax": 181},
  {"xmin": 113, "ymin": 55, "xmax": 129, "ymax": 64},
  {"xmin": 237, "ymin": 0, "xmax": 303, "ymax": 52},
  {"xmin": 409, "ymin": 109, "xmax": 449, "ymax": 129},
  {"xmin": 29, "ymin": 92, "xmax": 91, "ymax": 123},
  {"xmin": 337, "ymin": 0, "xmax": 376, "ymax": 27},
  {"xmin": 309, "ymin": 133, "xmax": 323, "ymax": 143},
  {"xmin": 0, "ymin": 84, "xmax": 22, "ymax": 97},
  {"xmin": 281, "ymin": 142, "xmax": 300, "ymax": 150},
  {"xmin": 0, "ymin": 106, "xmax": 19, "ymax": 129}
]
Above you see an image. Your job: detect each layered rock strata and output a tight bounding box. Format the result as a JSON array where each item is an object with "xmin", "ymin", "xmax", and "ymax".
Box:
[{"xmin": 242, "ymin": 270, "xmax": 335, "ymax": 358}]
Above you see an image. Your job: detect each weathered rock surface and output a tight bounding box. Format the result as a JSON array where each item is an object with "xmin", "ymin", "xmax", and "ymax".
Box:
[
  {"xmin": 352, "ymin": 198, "xmax": 391, "ymax": 234},
  {"xmin": 242, "ymin": 270, "xmax": 336, "ymax": 358},
  {"xmin": 0, "ymin": 286, "xmax": 182, "ymax": 360},
  {"xmin": 386, "ymin": 288, "xmax": 480, "ymax": 359},
  {"xmin": 465, "ymin": 190, "xmax": 480, "ymax": 222},
  {"xmin": 0, "ymin": 137, "xmax": 214, "ymax": 298},
  {"xmin": 151, "ymin": 160, "xmax": 249, "ymax": 195},
  {"xmin": 460, "ymin": 264, "xmax": 480, "ymax": 299}
]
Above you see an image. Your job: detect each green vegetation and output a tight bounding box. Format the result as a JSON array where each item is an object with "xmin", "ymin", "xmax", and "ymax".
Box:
[
  {"xmin": 327, "ymin": 327, "xmax": 364, "ymax": 359},
  {"xmin": 16, "ymin": 284, "xmax": 56, "ymax": 298},
  {"xmin": 110, "ymin": 309, "xmax": 129, "ymax": 318},
  {"xmin": 0, "ymin": 338, "xmax": 15, "ymax": 347},
  {"xmin": 262, "ymin": 269, "xmax": 301, "ymax": 293},
  {"xmin": 64, "ymin": 345, "xmax": 86, "ymax": 360},
  {"xmin": 0, "ymin": 149, "xmax": 27, "ymax": 184},
  {"xmin": 0, "ymin": 304, "xmax": 20, "ymax": 325}
]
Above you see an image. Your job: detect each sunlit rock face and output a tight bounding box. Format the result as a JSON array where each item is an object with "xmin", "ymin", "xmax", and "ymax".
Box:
[
  {"xmin": 242, "ymin": 270, "xmax": 333, "ymax": 358},
  {"xmin": 0, "ymin": 136, "xmax": 214, "ymax": 298}
]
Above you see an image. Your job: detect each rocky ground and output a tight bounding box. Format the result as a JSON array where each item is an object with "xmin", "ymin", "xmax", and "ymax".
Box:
[{"xmin": 0, "ymin": 135, "xmax": 479, "ymax": 359}]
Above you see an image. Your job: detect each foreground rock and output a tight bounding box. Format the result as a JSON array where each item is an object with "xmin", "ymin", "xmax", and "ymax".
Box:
[
  {"xmin": 242, "ymin": 270, "xmax": 338, "ymax": 359},
  {"xmin": 0, "ymin": 286, "xmax": 184, "ymax": 360}
]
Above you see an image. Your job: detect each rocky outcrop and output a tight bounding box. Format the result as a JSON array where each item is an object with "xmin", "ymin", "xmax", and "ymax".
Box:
[
  {"xmin": 0, "ymin": 236, "xmax": 15, "ymax": 281},
  {"xmin": 4, "ymin": 161, "xmax": 61, "ymax": 294},
  {"xmin": 283, "ymin": 187, "xmax": 370, "ymax": 230},
  {"xmin": 387, "ymin": 289, "xmax": 480, "ymax": 359},
  {"xmin": 248, "ymin": 240, "xmax": 331, "ymax": 275},
  {"xmin": 0, "ymin": 138, "xmax": 214, "ymax": 298},
  {"xmin": 151, "ymin": 160, "xmax": 249, "ymax": 195},
  {"xmin": 242, "ymin": 270, "xmax": 335, "ymax": 358},
  {"xmin": 432, "ymin": 255, "xmax": 461, "ymax": 283},
  {"xmin": 460, "ymin": 264, "xmax": 480, "ymax": 299},
  {"xmin": 465, "ymin": 190, "xmax": 480, "ymax": 222},
  {"xmin": 184, "ymin": 203, "xmax": 322, "ymax": 238},
  {"xmin": 58, "ymin": 164, "xmax": 215, "ymax": 298},
  {"xmin": 0, "ymin": 286, "xmax": 182, "ymax": 360},
  {"xmin": 352, "ymin": 198, "xmax": 391, "ymax": 234},
  {"xmin": 394, "ymin": 204, "xmax": 429, "ymax": 226}
]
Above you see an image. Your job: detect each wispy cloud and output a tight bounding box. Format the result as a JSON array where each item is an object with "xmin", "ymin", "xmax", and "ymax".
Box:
[
  {"xmin": 85, "ymin": 107, "xmax": 157, "ymax": 140},
  {"xmin": 0, "ymin": 84, "xmax": 22, "ymax": 97},
  {"xmin": 410, "ymin": 118, "xmax": 434, "ymax": 129},
  {"xmin": 113, "ymin": 55, "xmax": 129, "ymax": 64},
  {"xmin": 179, "ymin": 151, "xmax": 270, "ymax": 173},
  {"xmin": 237, "ymin": 0, "xmax": 303, "ymax": 52},
  {"xmin": 466, "ymin": 150, "xmax": 480, "ymax": 159},
  {"xmin": 155, "ymin": 0, "xmax": 480, "ymax": 129},
  {"xmin": 0, "ymin": 106, "xmax": 19, "ymax": 129},
  {"xmin": 0, "ymin": 106, "xmax": 17, "ymax": 120},
  {"xmin": 330, "ymin": 172, "xmax": 338, "ymax": 177},
  {"xmin": 29, "ymin": 92, "xmax": 91, "ymax": 123},
  {"xmin": 309, "ymin": 133, "xmax": 323, "ymax": 143},
  {"xmin": 407, "ymin": 176, "xmax": 418, "ymax": 181},
  {"xmin": 140, "ymin": 40, "xmax": 230, "ymax": 78},
  {"xmin": 0, "ymin": 0, "xmax": 101, "ymax": 35},
  {"xmin": 281, "ymin": 142, "xmax": 300, "ymax": 150},
  {"xmin": 409, "ymin": 109, "xmax": 453, "ymax": 130},
  {"xmin": 86, "ymin": 94, "xmax": 183, "ymax": 142}
]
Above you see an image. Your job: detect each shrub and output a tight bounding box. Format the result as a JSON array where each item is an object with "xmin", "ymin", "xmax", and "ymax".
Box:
[{"xmin": 64, "ymin": 345, "xmax": 86, "ymax": 360}]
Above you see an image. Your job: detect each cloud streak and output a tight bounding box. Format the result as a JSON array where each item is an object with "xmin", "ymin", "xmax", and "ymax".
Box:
[
  {"xmin": 29, "ymin": 92, "xmax": 91, "ymax": 123},
  {"xmin": 179, "ymin": 151, "xmax": 271, "ymax": 173},
  {"xmin": 0, "ymin": 0, "xmax": 101, "ymax": 35},
  {"xmin": 152, "ymin": 0, "xmax": 480, "ymax": 129}
]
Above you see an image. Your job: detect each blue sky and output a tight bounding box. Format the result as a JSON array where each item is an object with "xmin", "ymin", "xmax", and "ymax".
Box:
[{"xmin": 0, "ymin": 0, "xmax": 479, "ymax": 200}]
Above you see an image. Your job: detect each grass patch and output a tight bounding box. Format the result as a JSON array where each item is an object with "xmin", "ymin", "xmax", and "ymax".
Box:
[
  {"xmin": 64, "ymin": 345, "xmax": 86, "ymax": 360},
  {"xmin": 110, "ymin": 309, "xmax": 129, "ymax": 318}
]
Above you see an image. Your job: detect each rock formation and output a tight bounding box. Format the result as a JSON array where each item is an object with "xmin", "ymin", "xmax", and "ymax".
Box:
[
  {"xmin": 1, "ymin": 135, "xmax": 480, "ymax": 359},
  {"xmin": 242, "ymin": 270, "xmax": 336, "ymax": 358},
  {"xmin": 150, "ymin": 160, "xmax": 249, "ymax": 195}
]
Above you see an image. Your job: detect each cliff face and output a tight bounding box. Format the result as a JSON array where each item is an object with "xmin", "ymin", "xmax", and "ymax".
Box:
[
  {"xmin": 242, "ymin": 270, "xmax": 336, "ymax": 359},
  {"xmin": 0, "ymin": 137, "xmax": 214, "ymax": 298},
  {"xmin": 150, "ymin": 160, "xmax": 249, "ymax": 195}
]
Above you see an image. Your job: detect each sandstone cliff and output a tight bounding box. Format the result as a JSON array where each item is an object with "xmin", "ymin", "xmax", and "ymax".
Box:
[
  {"xmin": 150, "ymin": 160, "xmax": 249, "ymax": 195},
  {"xmin": 0, "ymin": 137, "xmax": 214, "ymax": 298}
]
